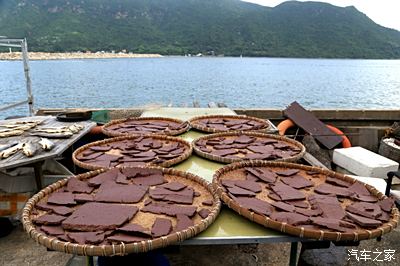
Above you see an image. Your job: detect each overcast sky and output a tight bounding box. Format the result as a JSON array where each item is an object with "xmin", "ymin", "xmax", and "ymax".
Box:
[{"xmin": 242, "ymin": 0, "xmax": 400, "ymax": 31}]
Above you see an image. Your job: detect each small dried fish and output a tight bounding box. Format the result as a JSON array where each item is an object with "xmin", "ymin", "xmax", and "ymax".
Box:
[
  {"xmin": 30, "ymin": 132, "xmax": 73, "ymax": 139},
  {"xmin": 22, "ymin": 142, "xmax": 37, "ymax": 157},
  {"xmin": 0, "ymin": 142, "xmax": 24, "ymax": 159},
  {"xmin": 38, "ymin": 138, "xmax": 55, "ymax": 150},
  {"xmin": 0, "ymin": 142, "xmax": 18, "ymax": 152},
  {"xmin": 0, "ymin": 129, "xmax": 25, "ymax": 138},
  {"xmin": 68, "ymin": 124, "xmax": 83, "ymax": 133}
]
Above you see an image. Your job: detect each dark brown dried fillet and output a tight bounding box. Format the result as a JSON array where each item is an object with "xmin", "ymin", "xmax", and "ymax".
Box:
[
  {"xmin": 236, "ymin": 197, "xmax": 273, "ymax": 216},
  {"xmin": 159, "ymin": 182, "xmax": 187, "ymax": 191},
  {"xmin": 234, "ymin": 180, "xmax": 262, "ymax": 193},
  {"xmin": 310, "ymin": 218, "xmax": 348, "ymax": 232},
  {"xmin": 346, "ymin": 212, "xmax": 382, "ymax": 227},
  {"xmin": 66, "ymin": 178, "xmax": 94, "ymax": 194},
  {"xmin": 376, "ymin": 211, "xmax": 390, "ymax": 222},
  {"xmin": 34, "ymin": 214, "xmax": 66, "ymax": 225},
  {"xmin": 152, "ymin": 218, "xmax": 172, "ymax": 238},
  {"xmin": 234, "ymin": 135, "xmax": 255, "ymax": 144},
  {"xmin": 90, "ymin": 146, "xmax": 111, "ymax": 152},
  {"xmin": 41, "ymin": 225, "xmax": 65, "ymax": 236},
  {"xmin": 94, "ymin": 181, "xmax": 147, "ymax": 203},
  {"xmin": 348, "ymin": 182, "xmax": 371, "ymax": 196},
  {"xmin": 246, "ymin": 167, "xmax": 277, "ymax": 183},
  {"xmin": 74, "ymin": 193, "xmax": 94, "ymax": 203},
  {"xmin": 314, "ymin": 183, "xmax": 355, "ymax": 197},
  {"xmin": 295, "ymin": 208, "xmax": 323, "ymax": 217},
  {"xmin": 88, "ymin": 168, "xmax": 119, "ymax": 187},
  {"xmin": 275, "ymin": 169, "xmax": 300, "ymax": 177},
  {"xmin": 270, "ymin": 201, "xmax": 295, "ymax": 212},
  {"xmin": 247, "ymin": 145, "xmax": 274, "ymax": 154},
  {"xmin": 268, "ymin": 191, "xmax": 282, "ymax": 201},
  {"xmin": 141, "ymin": 202, "xmax": 197, "ymax": 217},
  {"xmin": 379, "ymin": 198, "xmax": 395, "ymax": 212},
  {"xmin": 131, "ymin": 174, "xmax": 166, "ymax": 186},
  {"xmin": 271, "ymin": 182, "xmax": 306, "ymax": 201},
  {"xmin": 198, "ymin": 208, "xmax": 211, "ymax": 219},
  {"xmin": 281, "ymin": 175, "xmax": 314, "ymax": 189},
  {"xmin": 346, "ymin": 202, "xmax": 382, "ymax": 219},
  {"xmin": 353, "ymin": 194, "xmax": 378, "ymax": 203},
  {"xmin": 36, "ymin": 202, "xmax": 73, "ymax": 216},
  {"xmin": 67, "ymin": 231, "xmax": 106, "ymax": 244},
  {"xmin": 47, "ymin": 192, "xmax": 76, "ymax": 205},
  {"xmin": 62, "ymin": 203, "xmax": 138, "ymax": 231},
  {"xmin": 175, "ymin": 214, "xmax": 194, "ymax": 231},
  {"xmin": 115, "ymin": 171, "xmax": 129, "ymax": 184},
  {"xmin": 117, "ymin": 223, "xmax": 152, "ymax": 237},
  {"xmin": 285, "ymin": 200, "xmax": 309, "ymax": 209},
  {"xmin": 212, "ymin": 149, "xmax": 238, "ymax": 157},
  {"xmin": 202, "ymin": 200, "xmax": 213, "ymax": 206},
  {"xmin": 226, "ymin": 186, "xmax": 256, "ymax": 197},
  {"xmin": 308, "ymin": 195, "xmax": 345, "ymax": 220},
  {"xmin": 270, "ymin": 212, "xmax": 309, "ymax": 226},
  {"xmin": 325, "ymin": 177, "xmax": 351, "ymax": 188},
  {"xmin": 78, "ymin": 152, "xmax": 103, "ymax": 160}
]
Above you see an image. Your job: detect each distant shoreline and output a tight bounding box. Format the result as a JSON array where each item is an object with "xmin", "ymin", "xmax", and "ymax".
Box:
[{"xmin": 0, "ymin": 52, "xmax": 163, "ymax": 60}]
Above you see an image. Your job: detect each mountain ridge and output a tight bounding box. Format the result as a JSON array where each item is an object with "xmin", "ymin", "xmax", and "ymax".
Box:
[{"xmin": 1, "ymin": 0, "xmax": 400, "ymax": 58}]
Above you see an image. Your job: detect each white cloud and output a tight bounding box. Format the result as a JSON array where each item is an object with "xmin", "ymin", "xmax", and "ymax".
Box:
[{"xmin": 242, "ymin": 0, "xmax": 400, "ymax": 31}]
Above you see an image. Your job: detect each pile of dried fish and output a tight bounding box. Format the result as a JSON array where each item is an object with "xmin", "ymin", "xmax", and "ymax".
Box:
[
  {"xmin": 0, "ymin": 120, "xmax": 43, "ymax": 138},
  {"xmin": 30, "ymin": 124, "xmax": 83, "ymax": 138},
  {"xmin": 0, "ymin": 138, "xmax": 55, "ymax": 159}
]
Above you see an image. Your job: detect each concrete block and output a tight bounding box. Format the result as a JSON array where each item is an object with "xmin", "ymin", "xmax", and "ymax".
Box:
[{"xmin": 333, "ymin": 146, "xmax": 399, "ymax": 178}]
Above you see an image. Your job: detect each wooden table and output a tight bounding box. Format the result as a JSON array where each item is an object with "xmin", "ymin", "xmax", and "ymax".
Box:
[
  {"xmin": 141, "ymin": 107, "xmax": 304, "ymax": 266},
  {"xmin": 0, "ymin": 116, "xmax": 96, "ymax": 189}
]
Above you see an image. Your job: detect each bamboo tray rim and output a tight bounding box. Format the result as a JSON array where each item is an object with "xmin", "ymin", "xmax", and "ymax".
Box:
[
  {"xmin": 192, "ymin": 131, "xmax": 306, "ymax": 164},
  {"xmin": 212, "ymin": 160, "xmax": 399, "ymax": 242},
  {"xmin": 72, "ymin": 134, "xmax": 193, "ymax": 170},
  {"xmin": 102, "ymin": 117, "xmax": 190, "ymax": 137},
  {"xmin": 22, "ymin": 166, "xmax": 221, "ymax": 256}
]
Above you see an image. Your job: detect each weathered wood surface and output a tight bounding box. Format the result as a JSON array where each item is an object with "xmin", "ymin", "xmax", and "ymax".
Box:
[
  {"xmin": 284, "ymin": 102, "xmax": 343, "ymax": 149},
  {"xmin": 0, "ymin": 116, "xmax": 95, "ymax": 169}
]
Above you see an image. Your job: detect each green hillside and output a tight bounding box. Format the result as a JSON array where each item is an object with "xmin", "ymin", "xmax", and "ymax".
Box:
[{"xmin": 1, "ymin": 0, "xmax": 400, "ymax": 58}]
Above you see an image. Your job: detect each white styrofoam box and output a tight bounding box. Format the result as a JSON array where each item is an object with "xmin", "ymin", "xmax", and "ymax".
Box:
[
  {"xmin": 333, "ymin": 146, "xmax": 399, "ymax": 178},
  {"xmin": 348, "ymin": 175, "xmax": 388, "ymax": 195}
]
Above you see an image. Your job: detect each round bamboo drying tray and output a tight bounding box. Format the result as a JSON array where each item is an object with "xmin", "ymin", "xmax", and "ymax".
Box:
[
  {"xmin": 22, "ymin": 166, "xmax": 221, "ymax": 256},
  {"xmin": 212, "ymin": 160, "xmax": 399, "ymax": 241},
  {"xmin": 193, "ymin": 131, "xmax": 305, "ymax": 164},
  {"xmin": 73, "ymin": 134, "xmax": 192, "ymax": 170},
  {"xmin": 102, "ymin": 117, "xmax": 190, "ymax": 137},
  {"xmin": 189, "ymin": 114, "xmax": 271, "ymax": 133}
]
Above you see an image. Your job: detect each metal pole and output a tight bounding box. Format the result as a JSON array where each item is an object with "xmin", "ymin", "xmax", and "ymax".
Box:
[{"xmin": 21, "ymin": 38, "xmax": 34, "ymax": 116}]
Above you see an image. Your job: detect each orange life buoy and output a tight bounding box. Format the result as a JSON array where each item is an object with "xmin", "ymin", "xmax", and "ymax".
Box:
[
  {"xmin": 89, "ymin": 125, "xmax": 103, "ymax": 135},
  {"xmin": 277, "ymin": 119, "xmax": 351, "ymax": 148}
]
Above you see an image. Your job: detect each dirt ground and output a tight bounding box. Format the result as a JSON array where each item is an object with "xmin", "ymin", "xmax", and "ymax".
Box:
[{"xmin": 1, "ymin": 223, "xmax": 399, "ymax": 266}]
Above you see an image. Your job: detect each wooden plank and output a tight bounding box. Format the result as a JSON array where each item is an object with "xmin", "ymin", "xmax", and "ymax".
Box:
[
  {"xmin": 0, "ymin": 116, "xmax": 95, "ymax": 170},
  {"xmin": 284, "ymin": 102, "xmax": 342, "ymax": 149},
  {"xmin": 303, "ymin": 152, "xmax": 329, "ymax": 169}
]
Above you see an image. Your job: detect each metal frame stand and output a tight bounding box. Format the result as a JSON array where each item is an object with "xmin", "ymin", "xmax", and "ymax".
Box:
[{"xmin": 0, "ymin": 37, "xmax": 34, "ymax": 116}]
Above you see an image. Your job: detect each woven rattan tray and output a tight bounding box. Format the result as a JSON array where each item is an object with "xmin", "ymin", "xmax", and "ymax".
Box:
[
  {"xmin": 189, "ymin": 115, "xmax": 272, "ymax": 133},
  {"xmin": 193, "ymin": 131, "xmax": 305, "ymax": 164},
  {"xmin": 102, "ymin": 117, "xmax": 190, "ymax": 137},
  {"xmin": 73, "ymin": 135, "xmax": 192, "ymax": 170},
  {"xmin": 22, "ymin": 166, "xmax": 221, "ymax": 256},
  {"xmin": 213, "ymin": 160, "xmax": 399, "ymax": 241}
]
